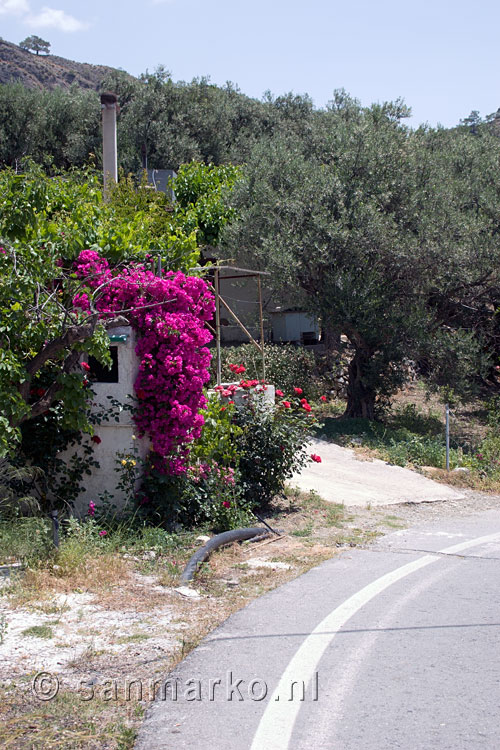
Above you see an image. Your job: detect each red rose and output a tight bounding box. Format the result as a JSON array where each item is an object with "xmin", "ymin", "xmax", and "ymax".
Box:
[
  {"xmin": 275, "ymin": 389, "xmax": 284, "ymax": 397},
  {"xmin": 282, "ymin": 401, "xmax": 291, "ymax": 408},
  {"xmin": 80, "ymin": 362, "xmax": 91, "ymax": 372},
  {"xmin": 320, "ymin": 395, "xmax": 327, "ymax": 402},
  {"xmin": 91, "ymin": 435, "xmax": 102, "ymax": 444},
  {"xmin": 294, "ymin": 387, "xmax": 303, "ymax": 395},
  {"xmin": 311, "ymin": 454, "xmax": 322, "ymax": 463}
]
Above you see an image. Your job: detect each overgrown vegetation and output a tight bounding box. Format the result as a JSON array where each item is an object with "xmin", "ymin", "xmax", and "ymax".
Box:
[{"xmin": 211, "ymin": 342, "xmax": 332, "ymax": 401}]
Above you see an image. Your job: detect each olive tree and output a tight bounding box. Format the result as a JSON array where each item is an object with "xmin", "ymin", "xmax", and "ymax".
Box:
[{"xmin": 224, "ymin": 93, "xmax": 500, "ymax": 417}]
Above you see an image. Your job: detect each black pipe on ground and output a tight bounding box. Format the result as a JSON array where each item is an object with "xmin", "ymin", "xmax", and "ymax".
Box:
[{"xmin": 180, "ymin": 527, "xmax": 270, "ymax": 583}]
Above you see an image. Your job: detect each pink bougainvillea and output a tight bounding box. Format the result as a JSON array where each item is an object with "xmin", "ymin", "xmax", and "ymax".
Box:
[{"xmin": 73, "ymin": 250, "xmax": 214, "ymax": 474}]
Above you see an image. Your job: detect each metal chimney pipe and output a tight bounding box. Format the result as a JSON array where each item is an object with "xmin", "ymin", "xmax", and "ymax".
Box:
[{"xmin": 100, "ymin": 91, "xmax": 118, "ymax": 198}]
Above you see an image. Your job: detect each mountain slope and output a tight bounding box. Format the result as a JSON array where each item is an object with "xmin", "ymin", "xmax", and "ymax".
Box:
[{"xmin": 0, "ymin": 38, "xmax": 130, "ymax": 90}]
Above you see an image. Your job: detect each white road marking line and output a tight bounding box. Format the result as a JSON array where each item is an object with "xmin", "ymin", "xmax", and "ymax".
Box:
[{"xmin": 250, "ymin": 531, "xmax": 500, "ymax": 750}]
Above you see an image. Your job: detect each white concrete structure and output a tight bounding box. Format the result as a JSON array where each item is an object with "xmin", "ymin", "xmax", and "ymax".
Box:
[
  {"xmin": 60, "ymin": 327, "xmax": 148, "ymax": 515},
  {"xmin": 208, "ymin": 382, "xmax": 276, "ymax": 406},
  {"xmin": 101, "ymin": 92, "xmax": 118, "ymax": 197}
]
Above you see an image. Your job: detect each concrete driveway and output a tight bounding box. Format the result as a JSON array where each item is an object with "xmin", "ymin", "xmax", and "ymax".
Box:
[{"xmin": 290, "ymin": 438, "xmax": 464, "ymax": 507}]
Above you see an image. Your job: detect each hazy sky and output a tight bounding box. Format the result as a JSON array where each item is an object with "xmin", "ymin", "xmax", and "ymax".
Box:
[{"xmin": 1, "ymin": 0, "xmax": 498, "ymax": 127}]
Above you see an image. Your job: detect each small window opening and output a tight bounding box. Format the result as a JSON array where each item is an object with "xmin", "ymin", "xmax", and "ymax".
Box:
[{"xmin": 88, "ymin": 346, "xmax": 119, "ymax": 383}]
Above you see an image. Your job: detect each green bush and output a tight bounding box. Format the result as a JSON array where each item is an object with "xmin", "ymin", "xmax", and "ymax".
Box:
[
  {"xmin": 137, "ymin": 398, "xmax": 252, "ymax": 532},
  {"xmin": 0, "ymin": 517, "xmax": 52, "ymax": 564},
  {"xmin": 234, "ymin": 388, "xmax": 321, "ymax": 509},
  {"xmin": 137, "ymin": 387, "xmax": 321, "ymax": 527},
  {"xmin": 211, "ymin": 343, "xmax": 323, "ymax": 400},
  {"xmin": 461, "ymin": 397, "xmax": 500, "ymax": 478},
  {"xmin": 138, "ymin": 458, "xmax": 252, "ymax": 533}
]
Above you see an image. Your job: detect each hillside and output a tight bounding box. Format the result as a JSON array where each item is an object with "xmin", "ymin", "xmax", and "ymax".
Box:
[{"xmin": 0, "ymin": 38, "xmax": 130, "ymax": 90}]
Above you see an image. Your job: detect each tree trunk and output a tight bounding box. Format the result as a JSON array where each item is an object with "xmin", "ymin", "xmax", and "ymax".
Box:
[
  {"xmin": 344, "ymin": 347, "xmax": 376, "ymax": 419},
  {"xmin": 321, "ymin": 324, "xmax": 341, "ymax": 368}
]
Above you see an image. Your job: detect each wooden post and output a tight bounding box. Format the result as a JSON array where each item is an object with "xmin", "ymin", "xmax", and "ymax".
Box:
[
  {"xmin": 214, "ymin": 268, "xmax": 222, "ymax": 386},
  {"xmin": 218, "ymin": 296, "xmax": 262, "ymax": 354},
  {"xmin": 257, "ymin": 275, "xmax": 266, "ymax": 380}
]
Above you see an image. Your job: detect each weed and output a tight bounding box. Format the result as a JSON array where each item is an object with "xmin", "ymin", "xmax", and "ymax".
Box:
[
  {"xmin": 31, "ymin": 600, "xmax": 70, "ymax": 616},
  {"xmin": 21, "ymin": 624, "xmax": 54, "ymax": 639},
  {"xmin": 0, "ymin": 518, "xmax": 52, "ymax": 565},
  {"xmin": 0, "ymin": 614, "xmax": 7, "ymax": 643},
  {"xmin": 381, "ymin": 515, "xmax": 405, "ymax": 529},
  {"xmin": 291, "ymin": 524, "xmax": 313, "ymax": 537},
  {"xmin": 115, "ymin": 633, "xmax": 151, "ymax": 645}
]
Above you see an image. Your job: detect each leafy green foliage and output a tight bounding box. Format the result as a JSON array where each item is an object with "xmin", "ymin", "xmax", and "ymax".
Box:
[
  {"xmin": 173, "ymin": 162, "xmax": 241, "ymax": 247},
  {"xmin": 234, "ymin": 390, "xmax": 321, "ymax": 509},
  {"xmin": 19, "ymin": 36, "xmax": 50, "ymax": 55},
  {"xmin": 212, "ymin": 343, "xmax": 323, "ymax": 400},
  {"xmin": 0, "ymin": 72, "xmax": 319, "ymax": 171},
  {"xmin": 0, "ymin": 162, "xmax": 235, "ymax": 461},
  {"xmin": 224, "ymin": 93, "xmax": 500, "ymax": 416}
]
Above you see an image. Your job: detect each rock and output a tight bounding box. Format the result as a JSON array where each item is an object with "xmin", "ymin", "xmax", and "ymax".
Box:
[
  {"xmin": 245, "ymin": 558, "xmax": 293, "ymax": 571},
  {"xmin": 452, "ymin": 467, "xmax": 470, "ymax": 474},
  {"xmin": 195, "ymin": 535, "xmax": 211, "ymax": 543},
  {"xmin": 174, "ymin": 586, "xmax": 202, "ymax": 599}
]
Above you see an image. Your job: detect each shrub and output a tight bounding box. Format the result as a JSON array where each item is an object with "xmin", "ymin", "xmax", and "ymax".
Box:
[
  {"xmin": 0, "ymin": 517, "xmax": 51, "ymax": 564},
  {"xmin": 137, "ymin": 385, "xmax": 321, "ymax": 526},
  {"xmin": 234, "ymin": 387, "xmax": 321, "ymax": 509},
  {"xmin": 212, "ymin": 343, "xmax": 321, "ymax": 400},
  {"xmin": 137, "ymin": 456, "xmax": 252, "ymax": 533},
  {"xmin": 137, "ymin": 398, "xmax": 252, "ymax": 532}
]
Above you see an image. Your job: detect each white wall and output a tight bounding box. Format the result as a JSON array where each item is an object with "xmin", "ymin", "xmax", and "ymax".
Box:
[{"xmin": 58, "ymin": 326, "xmax": 149, "ymax": 516}]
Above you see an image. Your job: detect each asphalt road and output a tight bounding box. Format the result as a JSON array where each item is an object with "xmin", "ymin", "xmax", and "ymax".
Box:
[{"xmin": 136, "ymin": 509, "xmax": 500, "ymax": 750}]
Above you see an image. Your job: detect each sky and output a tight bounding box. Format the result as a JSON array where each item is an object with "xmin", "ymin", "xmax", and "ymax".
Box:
[{"xmin": 1, "ymin": 0, "xmax": 499, "ymax": 128}]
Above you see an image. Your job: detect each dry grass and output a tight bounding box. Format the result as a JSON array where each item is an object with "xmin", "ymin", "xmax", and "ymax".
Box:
[
  {"xmin": 5, "ymin": 553, "xmax": 130, "ymax": 609},
  {"xmin": 0, "ymin": 684, "xmax": 139, "ymax": 749}
]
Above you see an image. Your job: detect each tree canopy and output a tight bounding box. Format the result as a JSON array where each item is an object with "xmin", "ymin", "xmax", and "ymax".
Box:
[
  {"xmin": 0, "ymin": 162, "xmax": 237, "ymax": 457},
  {"xmin": 223, "ymin": 93, "xmax": 500, "ymax": 416},
  {"xmin": 1, "ymin": 73, "xmax": 499, "ymax": 420},
  {"xmin": 19, "ymin": 36, "xmax": 50, "ymax": 55}
]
